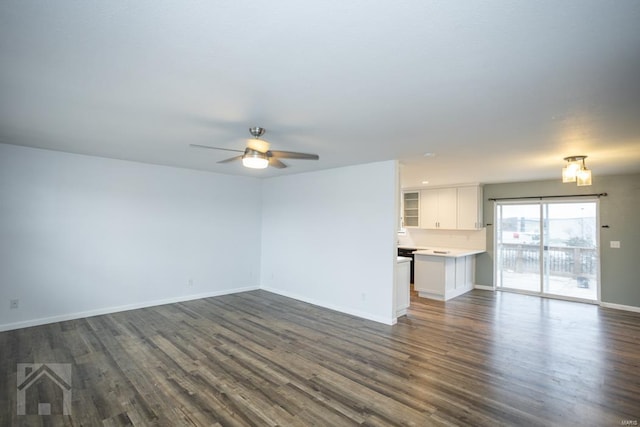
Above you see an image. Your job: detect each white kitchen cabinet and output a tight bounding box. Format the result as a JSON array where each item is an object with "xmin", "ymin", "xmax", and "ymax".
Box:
[
  {"xmin": 456, "ymin": 185, "xmax": 483, "ymax": 230},
  {"xmin": 396, "ymin": 257, "xmax": 411, "ymax": 316},
  {"xmin": 404, "ymin": 185, "xmax": 483, "ymax": 231},
  {"xmin": 414, "ymin": 253, "xmax": 475, "ymax": 301},
  {"xmin": 402, "ymin": 191, "xmax": 420, "ymax": 228},
  {"xmin": 420, "ymin": 188, "xmax": 457, "ymax": 229}
]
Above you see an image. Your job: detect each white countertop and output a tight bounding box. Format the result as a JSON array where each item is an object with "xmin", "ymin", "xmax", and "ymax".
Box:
[
  {"xmin": 398, "ymin": 245, "xmax": 430, "ymax": 250},
  {"xmin": 413, "ymin": 248, "xmax": 485, "ymax": 258}
]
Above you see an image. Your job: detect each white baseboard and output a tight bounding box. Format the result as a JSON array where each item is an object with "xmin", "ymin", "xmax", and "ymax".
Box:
[
  {"xmin": 0, "ymin": 285, "xmax": 260, "ymax": 332},
  {"xmin": 417, "ymin": 285, "xmax": 474, "ymax": 302},
  {"xmin": 600, "ymin": 301, "xmax": 640, "ymax": 313},
  {"xmin": 417, "ymin": 291, "xmax": 445, "ymax": 301},
  {"xmin": 261, "ymin": 286, "xmax": 397, "ymax": 325},
  {"xmin": 474, "ymin": 285, "xmax": 495, "ymax": 291}
]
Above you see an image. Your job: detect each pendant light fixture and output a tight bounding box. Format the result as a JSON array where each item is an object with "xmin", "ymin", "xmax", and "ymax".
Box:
[{"xmin": 562, "ymin": 155, "xmax": 592, "ymax": 186}]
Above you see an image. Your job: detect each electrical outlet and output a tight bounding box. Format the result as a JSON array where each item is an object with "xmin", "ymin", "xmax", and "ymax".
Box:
[
  {"xmin": 610, "ymin": 241, "xmax": 621, "ymax": 249},
  {"xmin": 10, "ymin": 299, "xmax": 19, "ymax": 309},
  {"xmin": 188, "ymin": 279, "xmax": 194, "ymax": 287}
]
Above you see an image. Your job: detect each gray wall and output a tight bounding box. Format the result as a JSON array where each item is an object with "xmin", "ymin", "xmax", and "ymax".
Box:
[{"xmin": 477, "ymin": 173, "xmax": 640, "ymax": 308}]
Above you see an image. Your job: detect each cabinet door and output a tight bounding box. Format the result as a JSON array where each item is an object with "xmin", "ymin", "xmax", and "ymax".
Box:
[
  {"xmin": 402, "ymin": 191, "xmax": 420, "ymax": 227},
  {"xmin": 414, "ymin": 256, "xmax": 444, "ymax": 293},
  {"xmin": 457, "ymin": 186, "xmax": 483, "ymax": 230},
  {"xmin": 438, "ymin": 188, "xmax": 458, "ymax": 229},
  {"xmin": 420, "ymin": 189, "xmax": 439, "ymax": 229},
  {"xmin": 421, "ymin": 188, "xmax": 457, "ymax": 229},
  {"xmin": 396, "ymin": 262, "xmax": 410, "ymax": 312}
]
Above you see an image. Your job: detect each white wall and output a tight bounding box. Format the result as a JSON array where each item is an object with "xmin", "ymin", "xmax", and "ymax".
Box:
[
  {"xmin": 260, "ymin": 161, "xmax": 399, "ymax": 324},
  {"xmin": 0, "ymin": 144, "xmax": 262, "ymax": 330}
]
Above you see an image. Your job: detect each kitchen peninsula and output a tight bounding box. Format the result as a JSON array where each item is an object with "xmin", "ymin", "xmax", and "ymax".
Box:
[{"xmin": 413, "ymin": 248, "xmax": 484, "ymax": 301}]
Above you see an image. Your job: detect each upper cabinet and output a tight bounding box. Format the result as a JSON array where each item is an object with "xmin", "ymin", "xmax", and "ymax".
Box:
[
  {"xmin": 403, "ymin": 185, "xmax": 483, "ymax": 231},
  {"xmin": 420, "ymin": 188, "xmax": 457, "ymax": 229},
  {"xmin": 456, "ymin": 185, "xmax": 483, "ymax": 230},
  {"xmin": 402, "ymin": 191, "xmax": 420, "ymax": 228}
]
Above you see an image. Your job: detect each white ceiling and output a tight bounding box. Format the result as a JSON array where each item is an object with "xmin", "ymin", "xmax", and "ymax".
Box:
[{"xmin": 1, "ymin": 1, "xmax": 640, "ymax": 187}]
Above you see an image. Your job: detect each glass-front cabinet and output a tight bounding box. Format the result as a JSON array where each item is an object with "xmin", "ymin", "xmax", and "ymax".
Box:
[{"xmin": 402, "ymin": 191, "xmax": 420, "ymax": 228}]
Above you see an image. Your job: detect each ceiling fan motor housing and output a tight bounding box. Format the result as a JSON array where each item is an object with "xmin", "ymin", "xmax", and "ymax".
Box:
[{"xmin": 249, "ymin": 127, "xmax": 266, "ymax": 138}]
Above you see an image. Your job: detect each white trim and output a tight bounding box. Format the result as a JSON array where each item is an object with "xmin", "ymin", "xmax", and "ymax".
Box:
[
  {"xmin": 596, "ymin": 198, "xmax": 602, "ymax": 303},
  {"xmin": 402, "ymin": 182, "xmax": 483, "ymax": 191},
  {"xmin": 600, "ymin": 302, "xmax": 640, "ymax": 313},
  {"xmin": 261, "ymin": 286, "xmax": 397, "ymax": 325},
  {"xmin": 474, "ymin": 284, "xmax": 495, "ymax": 291},
  {"xmin": 493, "ymin": 201, "xmax": 499, "ymax": 291},
  {"xmin": 0, "ymin": 285, "xmax": 259, "ymax": 332}
]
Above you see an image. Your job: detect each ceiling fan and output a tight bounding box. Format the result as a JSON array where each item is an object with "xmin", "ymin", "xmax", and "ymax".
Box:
[{"xmin": 190, "ymin": 127, "xmax": 319, "ymax": 169}]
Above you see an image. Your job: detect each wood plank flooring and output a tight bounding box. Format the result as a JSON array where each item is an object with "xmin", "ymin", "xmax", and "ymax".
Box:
[{"xmin": 1, "ymin": 289, "xmax": 640, "ymax": 426}]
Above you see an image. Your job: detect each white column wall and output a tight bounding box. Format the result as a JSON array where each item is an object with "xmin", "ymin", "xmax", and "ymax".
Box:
[{"xmin": 260, "ymin": 161, "xmax": 398, "ymax": 324}]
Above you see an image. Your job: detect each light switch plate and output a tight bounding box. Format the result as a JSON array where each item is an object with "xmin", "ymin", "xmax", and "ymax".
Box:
[{"xmin": 610, "ymin": 241, "xmax": 621, "ymax": 248}]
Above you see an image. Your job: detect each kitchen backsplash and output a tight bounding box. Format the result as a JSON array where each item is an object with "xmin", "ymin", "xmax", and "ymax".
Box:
[{"xmin": 399, "ymin": 228, "xmax": 486, "ymax": 250}]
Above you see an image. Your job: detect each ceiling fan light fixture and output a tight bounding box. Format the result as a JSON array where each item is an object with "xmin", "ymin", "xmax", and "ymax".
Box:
[{"xmin": 242, "ymin": 150, "xmax": 269, "ymax": 169}]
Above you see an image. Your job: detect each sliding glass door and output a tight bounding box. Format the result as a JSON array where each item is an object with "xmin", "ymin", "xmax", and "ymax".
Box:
[{"xmin": 495, "ymin": 200, "xmax": 599, "ymax": 302}]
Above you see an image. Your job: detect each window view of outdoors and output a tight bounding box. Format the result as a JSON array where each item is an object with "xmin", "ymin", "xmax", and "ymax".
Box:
[{"xmin": 496, "ymin": 202, "xmax": 598, "ymax": 301}]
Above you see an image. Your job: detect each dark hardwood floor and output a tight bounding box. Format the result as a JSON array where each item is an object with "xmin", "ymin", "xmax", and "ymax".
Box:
[{"xmin": 1, "ymin": 289, "xmax": 639, "ymax": 426}]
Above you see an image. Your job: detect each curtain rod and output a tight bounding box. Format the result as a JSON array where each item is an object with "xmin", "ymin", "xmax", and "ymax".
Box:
[{"xmin": 488, "ymin": 193, "xmax": 607, "ymax": 201}]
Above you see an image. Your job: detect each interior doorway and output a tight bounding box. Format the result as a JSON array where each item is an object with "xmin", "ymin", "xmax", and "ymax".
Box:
[{"xmin": 495, "ymin": 199, "xmax": 599, "ymax": 302}]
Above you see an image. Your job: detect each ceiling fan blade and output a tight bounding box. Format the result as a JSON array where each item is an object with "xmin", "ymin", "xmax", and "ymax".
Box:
[
  {"xmin": 217, "ymin": 155, "xmax": 243, "ymax": 164},
  {"xmin": 268, "ymin": 150, "xmax": 319, "ymax": 160},
  {"xmin": 190, "ymin": 144, "xmax": 245, "ymax": 153},
  {"xmin": 269, "ymin": 158, "xmax": 287, "ymax": 169}
]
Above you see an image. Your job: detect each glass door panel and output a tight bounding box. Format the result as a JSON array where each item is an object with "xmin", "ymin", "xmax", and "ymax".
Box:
[
  {"xmin": 496, "ymin": 203, "xmax": 541, "ymax": 292},
  {"xmin": 543, "ymin": 202, "xmax": 598, "ymax": 300}
]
